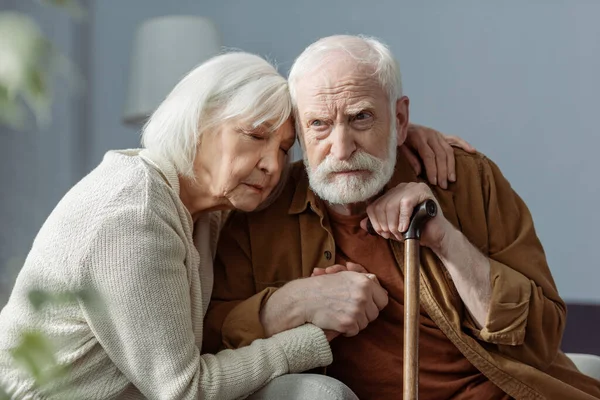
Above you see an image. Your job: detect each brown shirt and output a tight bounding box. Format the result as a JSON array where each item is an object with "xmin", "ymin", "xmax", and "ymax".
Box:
[
  {"xmin": 327, "ymin": 210, "xmax": 509, "ymax": 400},
  {"xmin": 204, "ymin": 149, "xmax": 600, "ymax": 400}
]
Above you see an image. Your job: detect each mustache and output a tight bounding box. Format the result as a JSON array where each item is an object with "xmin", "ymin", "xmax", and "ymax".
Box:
[{"xmin": 313, "ymin": 151, "xmax": 382, "ymax": 175}]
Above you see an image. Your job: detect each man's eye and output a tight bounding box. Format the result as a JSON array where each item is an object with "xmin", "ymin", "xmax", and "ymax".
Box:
[
  {"xmin": 355, "ymin": 112, "xmax": 372, "ymax": 121},
  {"xmin": 351, "ymin": 112, "xmax": 374, "ymax": 130},
  {"xmin": 310, "ymin": 120, "xmax": 324, "ymax": 127}
]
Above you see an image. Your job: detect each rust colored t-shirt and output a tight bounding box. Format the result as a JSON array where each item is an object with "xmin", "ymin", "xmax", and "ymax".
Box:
[{"xmin": 326, "ymin": 209, "xmax": 511, "ymax": 400}]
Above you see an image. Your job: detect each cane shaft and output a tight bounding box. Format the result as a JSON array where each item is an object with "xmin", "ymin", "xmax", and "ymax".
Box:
[
  {"xmin": 403, "ymin": 239, "xmax": 420, "ymax": 400},
  {"xmin": 366, "ymin": 199, "xmax": 436, "ymax": 400}
]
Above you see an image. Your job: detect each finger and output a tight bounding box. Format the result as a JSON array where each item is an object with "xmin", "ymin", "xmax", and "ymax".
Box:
[
  {"xmin": 366, "ymin": 201, "xmax": 389, "ymax": 239},
  {"xmin": 365, "ymin": 301, "xmax": 380, "ymax": 323},
  {"xmin": 398, "ymin": 197, "xmax": 417, "ymax": 233},
  {"xmin": 365, "ymin": 202, "xmax": 383, "ymax": 237},
  {"xmin": 420, "ymin": 146, "xmax": 438, "ymax": 186},
  {"xmin": 441, "ymin": 137, "xmax": 457, "ymax": 183},
  {"xmin": 346, "ymin": 262, "xmax": 368, "ymax": 273},
  {"xmin": 428, "ymin": 137, "xmax": 448, "ymax": 189},
  {"xmin": 342, "ymin": 321, "xmax": 361, "ymax": 337},
  {"xmin": 356, "ymin": 311, "xmax": 369, "ymax": 332},
  {"xmin": 325, "ymin": 264, "xmax": 347, "ymax": 274},
  {"xmin": 376, "ymin": 199, "xmax": 393, "ymax": 239},
  {"xmin": 397, "ymin": 211, "xmax": 406, "ymax": 240},
  {"xmin": 311, "ymin": 268, "xmax": 327, "ymax": 276},
  {"xmin": 445, "ymin": 135, "xmax": 476, "ymax": 153},
  {"xmin": 360, "ymin": 217, "xmax": 369, "ymax": 233},
  {"xmin": 364, "ymin": 273, "xmax": 382, "ymax": 287},
  {"xmin": 385, "ymin": 201, "xmax": 403, "ymax": 242},
  {"xmin": 372, "ymin": 284, "xmax": 389, "ymax": 311},
  {"xmin": 400, "ymin": 145, "xmax": 422, "ymax": 176}
]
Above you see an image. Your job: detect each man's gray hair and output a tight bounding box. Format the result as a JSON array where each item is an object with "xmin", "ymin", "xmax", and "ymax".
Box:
[
  {"xmin": 288, "ymin": 35, "xmax": 403, "ymax": 109},
  {"xmin": 142, "ymin": 52, "xmax": 292, "ymax": 179}
]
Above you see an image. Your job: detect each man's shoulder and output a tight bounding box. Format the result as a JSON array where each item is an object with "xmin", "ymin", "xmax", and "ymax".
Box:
[
  {"xmin": 441, "ymin": 148, "xmax": 513, "ymax": 211},
  {"xmin": 454, "ymin": 148, "xmax": 488, "ymax": 166},
  {"xmin": 451, "ymin": 148, "xmax": 498, "ymax": 182}
]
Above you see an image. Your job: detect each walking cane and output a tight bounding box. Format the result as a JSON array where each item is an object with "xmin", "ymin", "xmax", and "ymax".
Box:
[{"xmin": 368, "ymin": 199, "xmax": 437, "ymax": 400}]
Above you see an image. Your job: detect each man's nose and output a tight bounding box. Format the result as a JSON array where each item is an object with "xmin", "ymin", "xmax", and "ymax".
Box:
[{"xmin": 329, "ymin": 125, "xmax": 356, "ymax": 161}]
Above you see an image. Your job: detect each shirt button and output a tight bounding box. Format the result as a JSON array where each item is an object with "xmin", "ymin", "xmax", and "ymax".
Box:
[{"xmin": 324, "ymin": 251, "xmax": 332, "ymax": 260}]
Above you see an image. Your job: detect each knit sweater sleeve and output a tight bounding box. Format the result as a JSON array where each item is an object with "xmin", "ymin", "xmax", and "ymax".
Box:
[{"xmin": 78, "ymin": 204, "xmax": 331, "ymax": 400}]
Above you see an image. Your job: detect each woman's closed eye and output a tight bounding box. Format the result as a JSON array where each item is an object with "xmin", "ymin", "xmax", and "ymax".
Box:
[
  {"xmin": 237, "ymin": 127, "xmax": 266, "ymax": 141},
  {"xmin": 239, "ymin": 127, "xmax": 290, "ymax": 154}
]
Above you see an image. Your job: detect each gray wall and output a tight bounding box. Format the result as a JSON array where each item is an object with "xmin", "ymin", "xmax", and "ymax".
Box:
[
  {"xmin": 0, "ymin": 0, "xmax": 88, "ymax": 302},
  {"xmin": 2, "ymin": 0, "xmax": 599, "ymax": 303}
]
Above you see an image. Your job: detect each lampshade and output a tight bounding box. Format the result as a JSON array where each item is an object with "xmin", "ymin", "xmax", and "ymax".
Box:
[{"xmin": 122, "ymin": 16, "xmax": 222, "ymax": 126}]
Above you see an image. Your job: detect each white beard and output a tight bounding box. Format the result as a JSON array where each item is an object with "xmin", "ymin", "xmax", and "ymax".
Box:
[{"xmin": 306, "ymin": 130, "xmax": 398, "ymax": 205}]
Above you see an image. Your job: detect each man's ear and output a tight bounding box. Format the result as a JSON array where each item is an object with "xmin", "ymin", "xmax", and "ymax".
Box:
[{"xmin": 395, "ymin": 96, "xmax": 410, "ymax": 145}]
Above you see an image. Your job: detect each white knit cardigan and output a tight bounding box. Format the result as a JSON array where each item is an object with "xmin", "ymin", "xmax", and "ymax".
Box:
[{"xmin": 0, "ymin": 149, "xmax": 332, "ymax": 399}]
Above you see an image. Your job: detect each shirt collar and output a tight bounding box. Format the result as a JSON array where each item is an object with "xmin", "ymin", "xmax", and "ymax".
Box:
[{"xmin": 288, "ymin": 161, "xmax": 319, "ymax": 215}]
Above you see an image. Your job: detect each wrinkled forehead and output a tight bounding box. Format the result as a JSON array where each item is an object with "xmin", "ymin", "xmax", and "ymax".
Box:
[{"xmin": 295, "ymin": 58, "xmax": 387, "ymax": 114}]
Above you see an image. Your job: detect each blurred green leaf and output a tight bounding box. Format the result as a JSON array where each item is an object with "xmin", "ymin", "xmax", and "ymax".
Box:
[
  {"xmin": 0, "ymin": 86, "xmax": 27, "ymax": 129},
  {"xmin": 75, "ymin": 288, "xmax": 102, "ymax": 311},
  {"xmin": 28, "ymin": 288, "xmax": 102, "ymax": 313},
  {"xmin": 28, "ymin": 68, "xmax": 46, "ymax": 97},
  {"xmin": 0, "ymin": 12, "xmax": 52, "ymax": 129},
  {"xmin": 0, "ymin": 9, "xmax": 84, "ymax": 131},
  {"xmin": 27, "ymin": 290, "xmax": 54, "ymax": 311},
  {"xmin": 28, "ymin": 289, "xmax": 84, "ymax": 311},
  {"xmin": 6, "ymin": 289, "xmax": 101, "ymax": 394},
  {"xmin": 0, "ymin": 386, "xmax": 10, "ymax": 400},
  {"xmin": 9, "ymin": 331, "xmax": 67, "ymax": 386}
]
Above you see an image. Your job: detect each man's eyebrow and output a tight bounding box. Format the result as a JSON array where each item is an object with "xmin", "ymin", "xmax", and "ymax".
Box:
[
  {"xmin": 345, "ymin": 101, "xmax": 376, "ymax": 115},
  {"xmin": 302, "ymin": 110, "xmax": 329, "ymax": 120}
]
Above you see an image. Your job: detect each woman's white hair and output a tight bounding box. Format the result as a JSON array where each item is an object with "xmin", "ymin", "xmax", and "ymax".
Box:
[
  {"xmin": 288, "ymin": 34, "xmax": 402, "ymax": 120},
  {"xmin": 142, "ymin": 52, "xmax": 292, "ymax": 179}
]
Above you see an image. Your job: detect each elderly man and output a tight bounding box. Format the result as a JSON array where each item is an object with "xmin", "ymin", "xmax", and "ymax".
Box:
[{"xmin": 204, "ymin": 35, "xmax": 600, "ymax": 399}]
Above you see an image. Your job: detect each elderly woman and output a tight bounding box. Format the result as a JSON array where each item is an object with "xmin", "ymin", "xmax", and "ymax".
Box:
[{"xmin": 0, "ymin": 52, "xmax": 472, "ymax": 399}]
